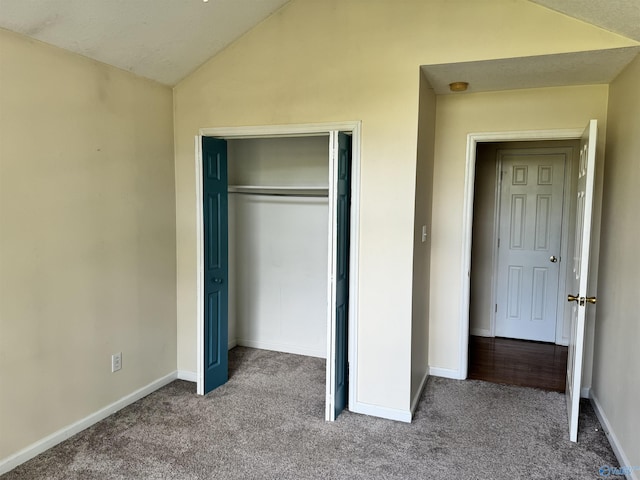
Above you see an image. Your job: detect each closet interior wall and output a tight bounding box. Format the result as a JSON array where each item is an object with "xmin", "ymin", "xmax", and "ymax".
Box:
[{"xmin": 227, "ymin": 136, "xmax": 330, "ymax": 358}]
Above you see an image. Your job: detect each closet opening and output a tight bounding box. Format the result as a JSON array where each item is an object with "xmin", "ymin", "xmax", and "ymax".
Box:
[
  {"xmin": 227, "ymin": 136, "xmax": 332, "ymax": 359},
  {"xmin": 194, "ymin": 123, "xmax": 361, "ymax": 422}
]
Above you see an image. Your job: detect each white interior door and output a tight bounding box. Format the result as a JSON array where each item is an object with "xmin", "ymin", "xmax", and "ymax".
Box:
[
  {"xmin": 566, "ymin": 119, "xmax": 598, "ymax": 443},
  {"xmin": 495, "ymin": 152, "xmax": 566, "ymax": 342}
]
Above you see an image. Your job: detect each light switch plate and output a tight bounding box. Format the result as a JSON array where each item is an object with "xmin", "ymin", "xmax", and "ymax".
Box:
[{"xmin": 111, "ymin": 352, "xmax": 122, "ymax": 372}]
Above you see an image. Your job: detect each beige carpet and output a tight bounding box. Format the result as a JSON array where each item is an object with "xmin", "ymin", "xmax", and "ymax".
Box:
[{"xmin": 2, "ymin": 347, "xmax": 620, "ymax": 479}]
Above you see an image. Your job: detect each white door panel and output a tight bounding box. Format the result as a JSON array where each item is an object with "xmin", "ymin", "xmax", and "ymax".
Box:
[
  {"xmin": 495, "ymin": 153, "xmax": 566, "ymax": 342},
  {"xmin": 566, "ymin": 120, "xmax": 598, "ymax": 443}
]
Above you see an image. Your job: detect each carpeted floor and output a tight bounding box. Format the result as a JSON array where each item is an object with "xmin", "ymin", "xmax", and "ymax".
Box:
[{"xmin": 3, "ymin": 347, "xmax": 619, "ymax": 479}]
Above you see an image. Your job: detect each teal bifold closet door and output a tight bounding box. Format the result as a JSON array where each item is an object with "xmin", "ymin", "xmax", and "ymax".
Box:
[
  {"xmin": 334, "ymin": 132, "xmax": 352, "ymax": 418},
  {"xmin": 202, "ymin": 137, "xmax": 229, "ymax": 395}
]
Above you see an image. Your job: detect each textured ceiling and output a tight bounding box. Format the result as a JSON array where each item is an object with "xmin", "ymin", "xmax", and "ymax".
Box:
[
  {"xmin": 530, "ymin": 0, "xmax": 640, "ymax": 42},
  {"xmin": 422, "ymin": 47, "xmax": 640, "ymax": 95},
  {"xmin": 0, "ymin": 0, "xmax": 290, "ymax": 85}
]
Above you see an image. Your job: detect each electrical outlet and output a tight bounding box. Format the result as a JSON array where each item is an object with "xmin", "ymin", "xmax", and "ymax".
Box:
[{"xmin": 111, "ymin": 352, "xmax": 122, "ymax": 373}]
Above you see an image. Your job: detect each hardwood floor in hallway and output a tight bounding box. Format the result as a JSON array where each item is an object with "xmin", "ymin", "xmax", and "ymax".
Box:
[{"xmin": 468, "ymin": 335, "xmax": 568, "ymax": 392}]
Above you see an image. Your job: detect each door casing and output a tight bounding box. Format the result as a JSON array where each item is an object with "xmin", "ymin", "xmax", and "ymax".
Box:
[
  {"xmin": 194, "ymin": 122, "xmax": 361, "ymax": 422},
  {"xmin": 460, "ymin": 128, "xmax": 586, "ymax": 381}
]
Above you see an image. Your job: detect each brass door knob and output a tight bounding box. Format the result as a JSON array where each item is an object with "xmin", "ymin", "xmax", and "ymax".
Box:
[
  {"xmin": 567, "ymin": 294, "xmax": 579, "ymax": 303},
  {"xmin": 586, "ymin": 297, "xmax": 597, "ymax": 304},
  {"xmin": 550, "ymin": 256, "xmax": 558, "ymax": 263}
]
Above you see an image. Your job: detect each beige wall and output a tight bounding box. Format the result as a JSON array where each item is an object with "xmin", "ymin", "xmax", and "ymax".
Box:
[
  {"xmin": 592, "ymin": 54, "xmax": 640, "ymax": 468},
  {"xmin": 173, "ymin": 0, "xmax": 634, "ymax": 413},
  {"xmin": 411, "ymin": 72, "xmax": 436, "ymax": 404},
  {"xmin": 431, "ymin": 85, "xmax": 611, "ymax": 390},
  {"xmin": 0, "ymin": 30, "xmax": 176, "ymax": 459}
]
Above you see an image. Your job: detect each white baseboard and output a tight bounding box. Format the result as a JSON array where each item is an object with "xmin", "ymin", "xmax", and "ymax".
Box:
[
  {"xmin": 177, "ymin": 370, "xmax": 197, "ymax": 382},
  {"xmin": 581, "ymin": 387, "xmax": 590, "ymax": 399},
  {"xmin": 470, "ymin": 328, "xmax": 491, "ymax": 337},
  {"xmin": 590, "ymin": 392, "xmax": 638, "ymax": 480},
  {"xmin": 228, "ymin": 339, "xmax": 237, "ymax": 350},
  {"xmin": 410, "ymin": 370, "xmax": 429, "ymax": 417},
  {"xmin": 0, "ymin": 371, "xmax": 178, "ymax": 476},
  {"xmin": 236, "ymin": 339, "xmax": 326, "ymax": 359},
  {"xmin": 429, "ymin": 366, "xmax": 464, "ymax": 380},
  {"xmin": 350, "ymin": 400, "xmax": 412, "ymax": 423}
]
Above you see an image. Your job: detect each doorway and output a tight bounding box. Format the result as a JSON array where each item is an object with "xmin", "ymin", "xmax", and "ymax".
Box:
[
  {"xmin": 467, "ymin": 140, "xmax": 578, "ymax": 391},
  {"xmin": 194, "ymin": 123, "xmax": 361, "ymax": 422},
  {"xmin": 459, "ymin": 129, "xmax": 586, "ymax": 380},
  {"xmin": 469, "ymin": 142, "xmax": 578, "ymax": 343},
  {"xmin": 459, "ymin": 122, "xmax": 599, "ymax": 443},
  {"xmin": 467, "ymin": 140, "xmax": 578, "ymax": 389}
]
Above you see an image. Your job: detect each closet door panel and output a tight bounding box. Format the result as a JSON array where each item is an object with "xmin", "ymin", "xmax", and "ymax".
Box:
[{"xmin": 202, "ymin": 137, "xmax": 229, "ymax": 395}]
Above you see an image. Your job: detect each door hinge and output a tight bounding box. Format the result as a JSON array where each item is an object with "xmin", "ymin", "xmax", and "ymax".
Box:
[
  {"xmin": 497, "ymin": 238, "xmax": 500, "ymax": 248},
  {"xmin": 495, "ymin": 304, "xmax": 498, "ymax": 313}
]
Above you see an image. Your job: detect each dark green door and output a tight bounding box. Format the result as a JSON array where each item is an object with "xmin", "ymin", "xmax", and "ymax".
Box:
[
  {"xmin": 202, "ymin": 137, "xmax": 229, "ymax": 394},
  {"xmin": 334, "ymin": 132, "xmax": 352, "ymax": 418}
]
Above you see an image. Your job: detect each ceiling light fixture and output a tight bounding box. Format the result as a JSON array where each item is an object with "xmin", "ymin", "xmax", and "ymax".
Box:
[{"xmin": 449, "ymin": 81, "xmax": 469, "ymax": 92}]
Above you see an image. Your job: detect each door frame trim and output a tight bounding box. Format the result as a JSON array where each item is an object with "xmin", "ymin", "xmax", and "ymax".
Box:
[
  {"xmin": 459, "ymin": 128, "xmax": 583, "ymax": 380},
  {"xmin": 194, "ymin": 122, "xmax": 362, "ymax": 421}
]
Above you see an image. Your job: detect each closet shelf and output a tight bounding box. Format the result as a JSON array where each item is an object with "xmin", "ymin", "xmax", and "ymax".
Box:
[{"xmin": 228, "ymin": 185, "xmax": 329, "ymax": 197}]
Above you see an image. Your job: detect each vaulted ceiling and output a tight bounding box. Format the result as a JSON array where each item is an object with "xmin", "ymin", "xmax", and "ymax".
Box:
[
  {"xmin": 0, "ymin": 0, "xmax": 638, "ymax": 86},
  {"xmin": 0, "ymin": 0, "xmax": 290, "ymax": 85}
]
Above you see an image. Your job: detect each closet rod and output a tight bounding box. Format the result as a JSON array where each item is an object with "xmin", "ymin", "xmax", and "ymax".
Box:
[
  {"xmin": 228, "ymin": 191, "xmax": 328, "ymax": 198},
  {"xmin": 228, "ymin": 185, "xmax": 329, "ymax": 198}
]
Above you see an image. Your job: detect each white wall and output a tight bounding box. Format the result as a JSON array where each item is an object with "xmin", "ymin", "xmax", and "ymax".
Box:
[
  {"xmin": 228, "ymin": 136, "xmax": 329, "ymax": 186},
  {"xmin": 174, "ymin": 0, "xmax": 635, "ymax": 415},
  {"xmin": 227, "ymin": 137, "xmax": 329, "ymax": 358},
  {"xmin": 592, "ymin": 53, "xmax": 640, "ymax": 471},
  {"xmin": 0, "ymin": 29, "xmax": 176, "ymax": 462}
]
